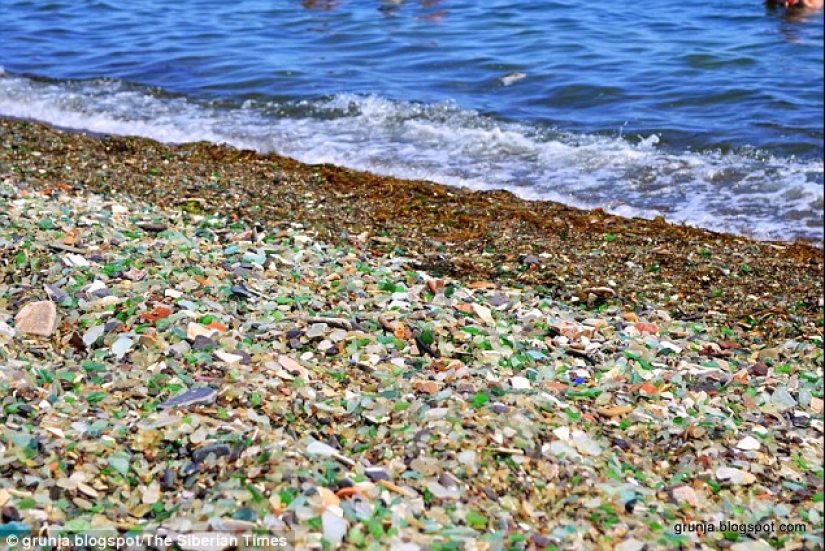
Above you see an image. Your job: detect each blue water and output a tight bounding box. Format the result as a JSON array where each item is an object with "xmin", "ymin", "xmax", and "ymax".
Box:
[{"xmin": 1, "ymin": 0, "xmax": 823, "ymax": 242}]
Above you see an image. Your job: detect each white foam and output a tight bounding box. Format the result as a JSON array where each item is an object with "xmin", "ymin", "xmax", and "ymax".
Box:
[{"xmin": 1, "ymin": 74, "xmax": 822, "ymax": 243}]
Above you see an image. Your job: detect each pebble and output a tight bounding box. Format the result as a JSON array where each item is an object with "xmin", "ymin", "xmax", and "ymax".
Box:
[
  {"xmin": 550, "ymin": 320, "xmax": 595, "ymax": 341},
  {"xmin": 158, "ymin": 387, "xmax": 218, "ymax": 409},
  {"xmin": 43, "ymin": 283, "xmax": 68, "ymax": 303},
  {"xmin": 438, "ymin": 472, "xmax": 461, "ymax": 490},
  {"xmin": 0, "ymin": 319, "xmax": 15, "ymax": 339},
  {"xmin": 615, "ymin": 538, "xmax": 645, "ymax": 551},
  {"xmin": 14, "ymin": 301, "xmax": 57, "ymax": 337},
  {"xmin": 306, "ymin": 323, "xmax": 328, "ymax": 339},
  {"xmin": 191, "ymin": 442, "xmax": 232, "ymax": 463},
  {"xmin": 671, "ymin": 485, "xmax": 700, "ymax": 506},
  {"xmin": 186, "ymin": 322, "xmax": 217, "ymax": 340},
  {"xmin": 191, "ymin": 335, "xmax": 217, "ymax": 350},
  {"xmin": 321, "ymin": 511, "xmax": 348, "ymax": 546},
  {"xmin": 230, "ymin": 284, "xmax": 252, "ymax": 298},
  {"xmin": 736, "ymin": 436, "xmax": 761, "ymax": 451},
  {"xmin": 111, "ymin": 335, "xmax": 134, "ymax": 358},
  {"xmin": 135, "ymin": 222, "xmax": 168, "ymax": 233},
  {"xmin": 510, "ymin": 376, "xmax": 531, "ymax": 389},
  {"xmin": 364, "ymin": 467, "xmax": 390, "ymax": 482},
  {"xmin": 716, "ymin": 467, "xmax": 756, "ymax": 485},
  {"xmin": 82, "ymin": 324, "xmax": 105, "ymax": 348}
]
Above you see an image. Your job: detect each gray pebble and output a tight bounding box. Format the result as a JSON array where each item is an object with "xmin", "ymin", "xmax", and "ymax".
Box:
[
  {"xmin": 364, "ymin": 467, "xmax": 390, "ymax": 482},
  {"xmin": 192, "ymin": 442, "xmax": 232, "ymax": 463},
  {"xmin": 158, "ymin": 387, "xmax": 217, "ymax": 409}
]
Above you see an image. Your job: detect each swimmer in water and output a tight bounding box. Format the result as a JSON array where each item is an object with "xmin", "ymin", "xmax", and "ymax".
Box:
[{"xmin": 777, "ymin": 0, "xmax": 823, "ymax": 9}]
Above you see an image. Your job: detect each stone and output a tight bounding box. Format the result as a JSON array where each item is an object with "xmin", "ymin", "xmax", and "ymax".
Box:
[
  {"xmin": 136, "ymin": 222, "xmax": 167, "ymax": 233},
  {"xmin": 191, "ymin": 335, "xmax": 217, "ymax": 350},
  {"xmin": 671, "ymin": 485, "xmax": 700, "ymax": 506},
  {"xmin": 510, "ymin": 376, "xmax": 531, "ymax": 389},
  {"xmin": 736, "ymin": 436, "xmax": 761, "ymax": 451},
  {"xmin": 186, "ymin": 322, "xmax": 217, "ymax": 341},
  {"xmin": 159, "ymin": 387, "xmax": 218, "ymax": 409},
  {"xmin": 0, "ymin": 319, "xmax": 15, "ymax": 339},
  {"xmin": 43, "ymin": 283, "xmax": 68, "ymax": 303},
  {"xmin": 716, "ymin": 467, "xmax": 756, "ymax": 485},
  {"xmin": 14, "ymin": 301, "xmax": 57, "ymax": 337},
  {"xmin": 549, "ymin": 320, "xmax": 595, "ymax": 341},
  {"xmin": 364, "ymin": 467, "xmax": 390, "ymax": 482},
  {"xmin": 191, "ymin": 442, "xmax": 232, "ymax": 463},
  {"xmin": 321, "ymin": 511, "xmax": 347, "ymax": 547}
]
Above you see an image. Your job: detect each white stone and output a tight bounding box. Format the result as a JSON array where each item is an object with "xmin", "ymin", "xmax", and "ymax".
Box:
[
  {"xmin": 472, "ymin": 303, "xmax": 495, "ymax": 325},
  {"xmin": 510, "ymin": 376, "xmax": 531, "ymax": 390},
  {"xmin": 321, "ymin": 510, "xmax": 348, "ymax": 546},
  {"xmin": 186, "ymin": 322, "xmax": 217, "ymax": 340},
  {"xmin": 63, "ymin": 253, "xmax": 90, "ymax": 267},
  {"xmin": 736, "ymin": 436, "xmax": 761, "ymax": 451},
  {"xmin": 716, "ymin": 467, "xmax": 756, "ymax": 485}
]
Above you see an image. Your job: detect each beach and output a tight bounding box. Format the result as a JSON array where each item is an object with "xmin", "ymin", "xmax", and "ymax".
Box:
[{"xmin": 0, "ymin": 118, "xmax": 822, "ymax": 549}]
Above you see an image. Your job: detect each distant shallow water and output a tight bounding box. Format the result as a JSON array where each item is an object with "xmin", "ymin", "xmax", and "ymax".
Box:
[{"xmin": 1, "ymin": 0, "xmax": 822, "ymax": 243}]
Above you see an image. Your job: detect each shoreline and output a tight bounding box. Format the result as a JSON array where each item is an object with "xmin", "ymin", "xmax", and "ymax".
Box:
[
  {"xmin": 1, "ymin": 117, "xmax": 822, "ymax": 342},
  {"xmin": 0, "ymin": 117, "xmax": 823, "ymax": 548}
]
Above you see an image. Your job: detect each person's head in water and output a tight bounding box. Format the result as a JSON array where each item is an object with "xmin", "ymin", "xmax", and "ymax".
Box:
[{"xmin": 781, "ymin": 0, "xmax": 823, "ymax": 9}]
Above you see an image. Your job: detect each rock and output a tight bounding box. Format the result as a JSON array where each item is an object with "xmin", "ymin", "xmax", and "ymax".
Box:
[
  {"xmin": 488, "ymin": 294, "xmax": 512, "ymax": 308},
  {"xmin": 179, "ymin": 463, "xmax": 200, "ymax": 477},
  {"xmin": 44, "ymin": 283, "xmax": 68, "ymax": 303},
  {"xmin": 510, "ymin": 376, "xmax": 531, "ymax": 390},
  {"xmin": 186, "ymin": 322, "xmax": 217, "ymax": 341},
  {"xmin": 142, "ymin": 481, "xmax": 161, "ymax": 505},
  {"xmin": 191, "ymin": 442, "xmax": 232, "ymax": 463},
  {"xmin": 425, "ymin": 480, "xmax": 459, "ymax": 500},
  {"xmin": 136, "ymin": 222, "xmax": 167, "ymax": 233},
  {"xmin": 634, "ymin": 322, "xmax": 659, "ymax": 335},
  {"xmin": 159, "ymin": 387, "xmax": 218, "ymax": 409},
  {"xmin": 730, "ymin": 541, "xmax": 774, "ymax": 551},
  {"xmin": 750, "ymin": 363, "xmax": 769, "ymax": 377},
  {"xmin": 671, "ymin": 485, "xmax": 700, "ymax": 506},
  {"xmin": 161, "ymin": 468, "xmax": 176, "ymax": 491},
  {"xmin": 230, "ymin": 284, "xmax": 252, "ymax": 298},
  {"xmin": 438, "ymin": 472, "xmax": 461, "ymax": 490},
  {"xmin": 472, "ymin": 303, "xmax": 495, "ymax": 325},
  {"xmin": 214, "ymin": 350, "xmax": 244, "ymax": 365},
  {"xmin": 104, "ymin": 320, "xmax": 124, "ymax": 333},
  {"xmin": 321, "ymin": 511, "xmax": 348, "ymax": 547},
  {"xmin": 716, "ymin": 467, "xmax": 756, "ymax": 485},
  {"xmin": 14, "ymin": 301, "xmax": 57, "ymax": 337},
  {"xmin": 736, "ymin": 436, "xmax": 761, "ymax": 451},
  {"xmin": 87, "ymin": 279, "xmax": 110, "ymax": 298},
  {"xmin": 364, "ymin": 467, "xmax": 390, "ymax": 482},
  {"xmin": 62, "ymin": 253, "xmax": 90, "ymax": 267},
  {"xmin": 123, "ymin": 267, "xmax": 147, "ymax": 281},
  {"xmin": 82, "ymin": 324, "xmax": 105, "ymax": 348},
  {"xmin": 615, "ymin": 538, "xmax": 645, "ymax": 551},
  {"xmin": 306, "ymin": 440, "xmax": 339, "ymax": 458},
  {"xmin": 306, "ymin": 323, "xmax": 328, "ymax": 339},
  {"xmin": 0, "ymin": 319, "xmax": 15, "ymax": 339},
  {"xmin": 191, "ymin": 335, "xmax": 217, "ymax": 350},
  {"xmin": 111, "ymin": 336, "xmax": 134, "ymax": 359},
  {"xmin": 549, "ymin": 320, "xmax": 594, "ymax": 341}
]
